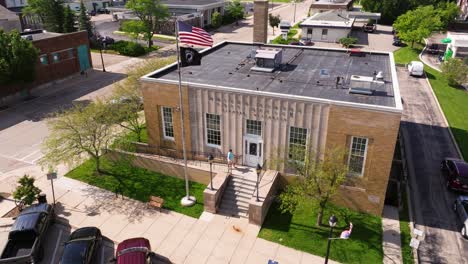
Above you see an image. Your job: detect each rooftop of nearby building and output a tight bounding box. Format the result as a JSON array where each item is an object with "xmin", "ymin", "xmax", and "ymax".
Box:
[
  {"xmin": 161, "ymin": 0, "xmax": 225, "ymax": 7},
  {"xmin": 0, "ymin": 5, "xmax": 19, "ymax": 20},
  {"xmin": 300, "ymin": 10, "xmax": 354, "ymax": 28},
  {"xmin": 144, "ymin": 42, "xmax": 401, "ymax": 111},
  {"xmin": 20, "ymin": 30, "xmax": 63, "ymax": 41},
  {"xmin": 311, "ymin": 0, "xmax": 353, "ymax": 6}
]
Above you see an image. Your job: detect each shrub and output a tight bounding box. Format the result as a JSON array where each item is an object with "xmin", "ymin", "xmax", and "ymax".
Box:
[
  {"xmin": 441, "ymin": 58, "xmax": 468, "ymax": 87},
  {"xmin": 111, "ymin": 41, "xmax": 146, "ymax": 57},
  {"xmin": 212, "ymin": 12, "xmax": 222, "ymax": 28},
  {"xmin": 339, "ymin": 37, "xmax": 358, "ymax": 48},
  {"xmin": 13, "ymin": 175, "xmax": 41, "ymax": 209}
]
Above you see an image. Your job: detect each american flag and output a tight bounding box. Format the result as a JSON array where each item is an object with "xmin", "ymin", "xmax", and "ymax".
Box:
[{"xmin": 177, "ymin": 21, "xmax": 213, "ymax": 47}]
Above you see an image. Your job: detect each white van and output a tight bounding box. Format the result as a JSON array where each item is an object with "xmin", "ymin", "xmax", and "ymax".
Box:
[{"xmin": 407, "ymin": 61, "xmax": 424, "ymax": 77}]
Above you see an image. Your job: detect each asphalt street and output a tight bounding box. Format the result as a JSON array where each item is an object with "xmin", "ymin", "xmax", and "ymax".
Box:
[
  {"xmin": 398, "ymin": 67, "xmax": 468, "ymax": 263},
  {"xmin": 0, "ymin": 70, "xmax": 125, "ymax": 175}
]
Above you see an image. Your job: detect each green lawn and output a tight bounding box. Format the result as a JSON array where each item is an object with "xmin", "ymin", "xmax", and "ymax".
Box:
[
  {"xmin": 393, "ymin": 45, "xmax": 468, "ymax": 159},
  {"xmin": 66, "ymin": 158, "xmax": 205, "ymax": 218},
  {"xmin": 399, "ymin": 188, "xmax": 414, "ymax": 264},
  {"xmin": 259, "ymin": 202, "xmax": 383, "ymax": 263}
]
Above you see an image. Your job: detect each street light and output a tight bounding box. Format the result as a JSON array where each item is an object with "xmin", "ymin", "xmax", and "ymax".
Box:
[
  {"xmin": 97, "ymin": 36, "xmax": 106, "ymax": 72},
  {"xmin": 325, "ymin": 215, "xmax": 338, "ymax": 264},
  {"xmin": 208, "ymin": 154, "xmax": 214, "ymax": 190},
  {"xmin": 256, "ymin": 164, "xmax": 262, "ymax": 202}
]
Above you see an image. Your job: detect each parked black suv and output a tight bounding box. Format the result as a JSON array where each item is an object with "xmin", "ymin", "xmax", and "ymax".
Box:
[{"xmin": 0, "ymin": 203, "xmax": 54, "ymax": 263}]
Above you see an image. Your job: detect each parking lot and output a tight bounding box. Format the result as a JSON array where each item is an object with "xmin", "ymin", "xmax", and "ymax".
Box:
[{"xmin": 0, "ymin": 222, "xmax": 116, "ymax": 264}]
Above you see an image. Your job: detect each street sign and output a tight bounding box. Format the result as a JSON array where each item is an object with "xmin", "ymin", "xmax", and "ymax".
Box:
[
  {"xmin": 47, "ymin": 172, "xmax": 57, "ymax": 180},
  {"xmin": 413, "ymin": 228, "xmax": 424, "ymax": 237},
  {"xmin": 410, "ymin": 238, "xmax": 420, "ymax": 249}
]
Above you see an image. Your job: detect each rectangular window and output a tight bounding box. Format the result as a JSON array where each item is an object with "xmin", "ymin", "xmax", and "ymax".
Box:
[
  {"xmin": 321, "ymin": 29, "xmax": 328, "ymax": 40},
  {"xmin": 39, "ymin": 55, "xmax": 48, "ymax": 65},
  {"xmin": 206, "ymin": 113, "xmax": 221, "ymax": 146},
  {"xmin": 52, "ymin": 53, "xmax": 60, "ymax": 63},
  {"xmin": 348, "ymin": 136, "xmax": 368, "ymax": 176},
  {"xmin": 161, "ymin": 107, "xmax": 174, "ymax": 139},
  {"xmin": 246, "ymin": 120, "xmax": 262, "ymax": 136},
  {"xmin": 288, "ymin": 127, "xmax": 308, "ymax": 162}
]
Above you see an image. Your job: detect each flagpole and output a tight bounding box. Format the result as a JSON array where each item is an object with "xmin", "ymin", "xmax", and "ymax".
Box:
[{"xmin": 176, "ymin": 19, "xmax": 195, "ymax": 207}]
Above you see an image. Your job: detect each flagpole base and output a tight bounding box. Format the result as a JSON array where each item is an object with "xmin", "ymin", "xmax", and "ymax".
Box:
[{"xmin": 181, "ymin": 196, "xmax": 196, "ymax": 207}]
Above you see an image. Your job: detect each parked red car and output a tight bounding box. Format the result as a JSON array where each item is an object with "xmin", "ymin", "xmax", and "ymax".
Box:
[
  {"xmin": 114, "ymin": 238, "xmax": 152, "ymax": 264},
  {"xmin": 441, "ymin": 158, "xmax": 468, "ymax": 192}
]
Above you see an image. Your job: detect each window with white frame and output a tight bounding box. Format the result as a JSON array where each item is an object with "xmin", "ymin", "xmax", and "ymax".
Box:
[
  {"xmin": 161, "ymin": 107, "xmax": 174, "ymax": 139},
  {"xmin": 246, "ymin": 120, "xmax": 262, "ymax": 136},
  {"xmin": 348, "ymin": 136, "xmax": 368, "ymax": 176},
  {"xmin": 288, "ymin": 127, "xmax": 308, "ymax": 162},
  {"xmin": 206, "ymin": 113, "xmax": 221, "ymax": 146}
]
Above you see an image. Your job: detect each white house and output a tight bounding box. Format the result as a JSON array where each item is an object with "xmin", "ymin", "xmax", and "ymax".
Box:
[
  {"xmin": 300, "ymin": 10, "xmax": 355, "ymax": 43},
  {"xmin": 446, "ymin": 32, "xmax": 468, "ymax": 59}
]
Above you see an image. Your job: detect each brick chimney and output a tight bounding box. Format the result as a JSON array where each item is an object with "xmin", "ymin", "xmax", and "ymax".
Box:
[{"xmin": 253, "ymin": 0, "xmax": 269, "ymax": 43}]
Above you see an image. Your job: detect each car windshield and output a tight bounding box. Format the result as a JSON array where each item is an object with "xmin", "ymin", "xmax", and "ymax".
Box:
[{"xmin": 61, "ymin": 241, "xmax": 90, "ymax": 264}]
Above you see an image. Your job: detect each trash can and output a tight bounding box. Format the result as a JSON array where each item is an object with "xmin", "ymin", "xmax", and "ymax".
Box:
[{"xmin": 38, "ymin": 193, "xmax": 47, "ymax": 204}]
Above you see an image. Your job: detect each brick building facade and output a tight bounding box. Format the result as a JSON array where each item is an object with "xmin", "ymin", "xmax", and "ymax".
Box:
[{"xmin": 1, "ymin": 30, "xmax": 92, "ymax": 104}]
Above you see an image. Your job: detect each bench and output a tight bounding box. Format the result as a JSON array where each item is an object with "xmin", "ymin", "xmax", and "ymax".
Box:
[{"xmin": 147, "ymin": 196, "xmax": 164, "ymax": 210}]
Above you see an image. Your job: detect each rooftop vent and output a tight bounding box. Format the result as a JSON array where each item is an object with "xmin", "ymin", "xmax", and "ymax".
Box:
[
  {"xmin": 251, "ymin": 49, "xmax": 283, "ymax": 73},
  {"xmin": 349, "ymin": 75, "xmax": 384, "ymax": 95}
]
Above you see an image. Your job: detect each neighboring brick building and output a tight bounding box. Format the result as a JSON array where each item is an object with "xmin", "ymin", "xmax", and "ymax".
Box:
[{"xmin": 1, "ymin": 30, "xmax": 92, "ymax": 105}]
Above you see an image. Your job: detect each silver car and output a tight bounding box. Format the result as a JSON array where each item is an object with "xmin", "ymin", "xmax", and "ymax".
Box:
[{"xmin": 453, "ymin": 196, "xmax": 468, "ymax": 238}]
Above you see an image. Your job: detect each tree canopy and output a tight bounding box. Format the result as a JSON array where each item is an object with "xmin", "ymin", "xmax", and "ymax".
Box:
[
  {"xmin": 125, "ymin": 0, "xmax": 169, "ymax": 48},
  {"xmin": 13, "ymin": 175, "xmax": 42, "ymax": 209},
  {"xmin": 63, "ymin": 5, "xmax": 76, "ymax": 33},
  {"xmin": 40, "ymin": 100, "xmax": 117, "ymax": 173},
  {"xmin": 393, "ymin": 5, "xmax": 442, "ymax": 47},
  {"xmin": 225, "ymin": 0, "xmax": 244, "ymax": 24},
  {"xmin": 269, "ymin": 14, "xmax": 281, "ymax": 35},
  {"xmin": 24, "ymin": 0, "xmax": 65, "ymax": 32},
  {"xmin": 0, "ymin": 30, "xmax": 39, "ymax": 85},
  {"xmin": 361, "ymin": 0, "xmax": 457, "ymax": 24},
  {"xmin": 276, "ymin": 147, "xmax": 349, "ymax": 226},
  {"xmin": 78, "ymin": 1, "xmax": 93, "ymax": 38},
  {"xmin": 441, "ymin": 58, "xmax": 468, "ymax": 87}
]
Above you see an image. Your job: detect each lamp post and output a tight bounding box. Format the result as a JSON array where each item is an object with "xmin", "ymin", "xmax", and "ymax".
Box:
[
  {"xmin": 98, "ymin": 36, "xmax": 106, "ymax": 72},
  {"xmin": 325, "ymin": 215, "xmax": 338, "ymax": 264},
  {"xmin": 256, "ymin": 164, "xmax": 262, "ymax": 202},
  {"xmin": 208, "ymin": 154, "xmax": 214, "ymax": 190},
  {"xmin": 293, "ymin": 1, "xmax": 297, "ymax": 23}
]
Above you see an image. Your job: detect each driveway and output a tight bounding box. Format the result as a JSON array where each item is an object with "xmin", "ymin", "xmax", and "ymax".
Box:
[
  {"xmin": 397, "ymin": 66, "xmax": 468, "ymax": 263},
  {"xmin": 0, "ymin": 70, "xmax": 125, "ymax": 175}
]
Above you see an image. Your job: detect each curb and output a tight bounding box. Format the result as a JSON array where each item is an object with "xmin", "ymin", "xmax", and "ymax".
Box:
[
  {"xmin": 418, "ymin": 43, "xmax": 464, "ymax": 160},
  {"xmin": 398, "ymin": 130, "xmax": 419, "ymax": 264}
]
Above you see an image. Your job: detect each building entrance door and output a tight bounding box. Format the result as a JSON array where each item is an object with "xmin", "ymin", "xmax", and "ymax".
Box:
[
  {"xmin": 77, "ymin": 44, "xmax": 91, "ymax": 72},
  {"xmin": 243, "ymin": 136, "xmax": 263, "ymax": 167}
]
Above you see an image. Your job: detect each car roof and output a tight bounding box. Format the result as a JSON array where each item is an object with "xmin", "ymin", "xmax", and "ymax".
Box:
[
  {"xmin": 117, "ymin": 238, "xmax": 150, "ymax": 264},
  {"xmin": 453, "ymin": 160, "xmax": 468, "ymax": 178},
  {"xmin": 10, "ymin": 212, "xmax": 44, "ymax": 233},
  {"xmin": 69, "ymin": 227, "xmax": 100, "ymax": 241},
  {"xmin": 20, "ymin": 203, "xmax": 51, "ymax": 216}
]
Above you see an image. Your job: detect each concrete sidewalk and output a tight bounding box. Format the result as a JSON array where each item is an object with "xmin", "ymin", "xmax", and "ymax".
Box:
[
  {"xmin": 382, "ymin": 205, "xmax": 403, "ymax": 264},
  {"xmin": 0, "ymin": 164, "xmax": 338, "ymax": 264}
]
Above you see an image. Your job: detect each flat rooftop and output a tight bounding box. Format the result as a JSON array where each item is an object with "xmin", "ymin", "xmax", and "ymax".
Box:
[
  {"xmin": 160, "ymin": 0, "xmax": 224, "ymax": 6},
  {"xmin": 145, "ymin": 42, "xmax": 400, "ymax": 110}
]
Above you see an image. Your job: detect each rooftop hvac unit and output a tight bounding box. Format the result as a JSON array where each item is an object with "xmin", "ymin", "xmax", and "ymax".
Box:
[
  {"xmin": 251, "ymin": 49, "xmax": 283, "ymax": 72},
  {"xmin": 349, "ymin": 75, "xmax": 384, "ymax": 95}
]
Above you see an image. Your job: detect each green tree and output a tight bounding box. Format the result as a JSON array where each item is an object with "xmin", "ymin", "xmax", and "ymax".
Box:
[
  {"xmin": 226, "ymin": 0, "xmax": 244, "ymax": 25},
  {"xmin": 211, "ymin": 11, "xmax": 222, "ymax": 28},
  {"xmin": 339, "ymin": 37, "xmax": 358, "ymax": 48},
  {"xmin": 24, "ymin": 0, "xmax": 65, "ymax": 32},
  {"xmin": 78, "ymin": 1, "xmax": 93, "ymax": 38},
  {"xmin": 0, "ymin": 30, "xmax": 39, "ymax": 85},
  {"xmin": 279, "ymin": 147, "xmax": 348, "ymax": 226},
  {"xmin": 435, "ymin": 2, "xmax": 460, "ymax": 29},
  {"xmin": 40, "ymin": 100, "xmax": 117, "ymax": 173},
  {"xmin": 121, "ymin": 20, "xmax": 146, "ymax": 41},
  {"xmin": 110, "ymin": 57, "xmax": 176, "ymax": 142},
  {"xmin": 269, "ymin": 13, "xmax": 281, "ymax": 35},
  {"xmin": 393, "ymin": 5, "xmax": 442, "ymax": 48},
  {"xmin": 441, "ymin": 58, "xmax": 468, "ymax": 87},
  {"xmin": 125, "ymin": 0, "xmax": 169, "ymax": 48},
  {"xmin": 63, "ymin": 5, "xmax": 76, "ymax": 33},
  {"xmin": 13, "ymin": 175, "xmax": 42, "ymax": 209}
]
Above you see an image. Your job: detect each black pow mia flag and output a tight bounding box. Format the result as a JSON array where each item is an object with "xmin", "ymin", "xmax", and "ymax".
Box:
[{"xmin": 180, "ymin": 47, "xmax": 202, "ymax": 67}]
